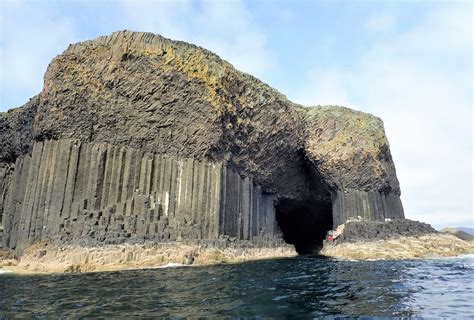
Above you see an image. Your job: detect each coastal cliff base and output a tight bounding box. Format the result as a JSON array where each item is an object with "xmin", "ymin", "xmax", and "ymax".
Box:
[
  {"xmin": 2, "ymin": 234, "xmax": 472, "ymax": 273},
  {"xmin": 0, "ymin": 241, "xmax": 297, "ymax": 274},
  {"xmin": 321, "ymin": 233, "xmax": 474, "ymax": 260}
]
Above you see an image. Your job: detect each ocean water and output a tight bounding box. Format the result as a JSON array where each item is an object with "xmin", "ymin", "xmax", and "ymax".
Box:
[{"xmin": 0, "ymin": 255, "xmax": 473, "ymax": 318}]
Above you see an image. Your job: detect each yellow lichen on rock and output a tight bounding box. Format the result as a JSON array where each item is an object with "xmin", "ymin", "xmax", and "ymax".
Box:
[{"xmin": 302, "ymin": 105, "xmax": 398, "ymax": 191}]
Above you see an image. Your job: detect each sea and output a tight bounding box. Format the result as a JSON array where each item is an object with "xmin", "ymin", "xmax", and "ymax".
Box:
[{"xmin": 0, "ymin": 255, "xmax": 473, "ymax": 318}]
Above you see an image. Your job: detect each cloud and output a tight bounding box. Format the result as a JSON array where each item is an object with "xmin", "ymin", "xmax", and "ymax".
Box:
[
  {"xmin": 295, "ymin": 68, "xmax": 353, "ymax": 107},
  {"xmin": 293, "ymin": 4, "xmax": 473, "ymax": 228},
  {"xmin": 116, "ymin": 0, "xmax": 192, "ymax": 40},
  {"xmin": 1, "ymin": 0, "xmax": 274, "ymax": 109},
  {"xmin": 116, "ymin": 0, "xmax": 274, "ymax": 79},
  {"xmin": 0, "ymin": 1, "xmax": 77, "ymax": 108},
  {"xmin": 365, "ymin": 11, "xmax": 397, "ymax": 33}
]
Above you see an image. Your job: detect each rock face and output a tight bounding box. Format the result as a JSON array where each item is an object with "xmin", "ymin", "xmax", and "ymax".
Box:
[
  {"xmin": 3, "ymin": 139, "xmax": 282, "ymax": 252},
  {"xmin": 303, "ymin": 107, "xmax": 404, "ymax": 227},
  {"xmin": 331, "ymin": 220, "xmax": 435, "ymax": 244},
  {"xmin": 0, "ymin": 31, "xmax": 405, "ymax": 254}
]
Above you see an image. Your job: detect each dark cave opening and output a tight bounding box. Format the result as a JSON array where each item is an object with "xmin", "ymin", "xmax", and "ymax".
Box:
[{"xmin": 275, "ymin": 199, "xmax": 333, "ymax": 255}]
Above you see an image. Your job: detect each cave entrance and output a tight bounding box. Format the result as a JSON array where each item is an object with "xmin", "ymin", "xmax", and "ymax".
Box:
[{"xmin": 275, "ymin": 199, "xmax": 333, "ymax": 255}]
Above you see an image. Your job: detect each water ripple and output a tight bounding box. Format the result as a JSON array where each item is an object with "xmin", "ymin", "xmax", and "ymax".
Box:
[{"xmin": 1, "ymin": 255, "xmax": 473, "ymax": 318}]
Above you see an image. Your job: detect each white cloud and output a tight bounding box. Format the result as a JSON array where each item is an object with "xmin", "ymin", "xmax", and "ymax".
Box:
[
  {"xmin": 1, "ymin": 0, "xmax": 274, "ymax": 109},
  {"xmin": 296, "ymin": 68, "xmax": 353, "ymax": 107},
  {"xmin": 293, "ymin": 5, "xmax": 473, "ymax": 228},
  {"xmin": 0, "ymin": 1, "xmax": 77, "ymax": 108},
  {"xmin": 117, "ymin": 0, "xmax": 192, "ymax": 40},
  {"xmin": 117, "ymin": 0, "xmax": 274, "ymax": 79},
  {"xmin": 366, "ymin": 11, "xmax": 397, "ymax": 33}
]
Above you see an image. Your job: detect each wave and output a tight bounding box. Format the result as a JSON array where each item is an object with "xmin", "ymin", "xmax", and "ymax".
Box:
[
  {"xmin": 428, "ymin": 253, "xmax": 474, "ymax": 261},
  {"xmin": 155, "ymin": 263, "xmax": 186, "ymax": 269}
]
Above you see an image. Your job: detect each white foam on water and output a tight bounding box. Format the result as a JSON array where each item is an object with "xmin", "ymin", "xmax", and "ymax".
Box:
[
  {"xmin": 428, "ymin": 253, "xmax": 474, "ymax": 261},
  {"xmin": 0, "ymin": 269, "xmax": 12, "ymax": 274},
  {"xmin": 155, "ymin": 263, "xmax": 186, "ymax": 269}
]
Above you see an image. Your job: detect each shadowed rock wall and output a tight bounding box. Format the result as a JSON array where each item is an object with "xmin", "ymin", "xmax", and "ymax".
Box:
[
  {"xmin": 2, "ymin": 140, "xmax": 279, "ymax": 251},
  {"xmin": 0, "ymin": 164, "xmax": 14, "ymax": 244}
]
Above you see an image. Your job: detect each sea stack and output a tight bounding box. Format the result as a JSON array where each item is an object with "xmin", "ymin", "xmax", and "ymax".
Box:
[{"xmin": 1, "ymin": 31, "xmax": 423, "ymax": 264}]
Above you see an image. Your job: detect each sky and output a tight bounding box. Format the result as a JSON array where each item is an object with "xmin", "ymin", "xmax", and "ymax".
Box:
[{"xmin": 0, "ymin": 0, "xmax": 472, "ymax": 229}]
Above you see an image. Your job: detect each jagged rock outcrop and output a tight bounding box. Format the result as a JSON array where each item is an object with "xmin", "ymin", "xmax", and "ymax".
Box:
[
  {"xmin": 331, "ymin": 219, "xmax": 435, "ymax": 244},
  {"xmin": 0, "ymin": 31, "xmax": 405, "ymax": 254},
  {"xmin": 0, "ymin": 97, "xmax": 37, "ymax": 163}
]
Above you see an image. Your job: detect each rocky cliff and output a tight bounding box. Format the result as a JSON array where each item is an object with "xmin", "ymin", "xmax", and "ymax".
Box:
[{"xmin": 0, "ymin": 31, "xmax": 405, "ymax": 254}]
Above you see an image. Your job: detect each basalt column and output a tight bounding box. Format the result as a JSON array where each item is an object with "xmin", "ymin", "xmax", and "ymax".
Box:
[
  {"xmin": 0, "ymin": 164, "xmax": 14, "ymax": 249},
  {"xmin": 331, "ymin": 190, "xmax": 404, "ymax": 227},
  {"xmin": 2, "ymin": 140, "xmax": 283, "ymax": 251}
]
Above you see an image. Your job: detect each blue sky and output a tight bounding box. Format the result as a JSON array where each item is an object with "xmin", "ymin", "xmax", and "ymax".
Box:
[{"xmin": 1, "ymin": 0, "xmax": 472, "ymax": 229}]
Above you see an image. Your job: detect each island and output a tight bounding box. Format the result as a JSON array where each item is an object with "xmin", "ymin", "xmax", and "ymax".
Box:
[{"xmin": 1, "ymin": 31, "xmax": 472, "ymax": 273}]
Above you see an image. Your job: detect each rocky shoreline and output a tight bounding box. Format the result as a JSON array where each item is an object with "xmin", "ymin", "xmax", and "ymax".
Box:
[
  {"xmin": 320, "ymin": 233, "xmax": 474, "ymax": 260},
  {"xmin": 319, "ymin": 219, "xmax": 474, "ymax": 260},
  {"xmin": 0, "ymin": 240, "xmax": 297, "ymax": 274},
  {"xmin": 329, "ymin": 219, "xmax": 436, "ymax": 243},
  {"xmin": 2, "ymin": 231, "xmax": 473, "ymax": 274}
]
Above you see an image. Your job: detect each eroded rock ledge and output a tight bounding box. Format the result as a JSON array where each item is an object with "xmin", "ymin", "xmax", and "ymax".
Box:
[
  {"xmin": 320, "ymin": 233, "xmax": 474, "ymax": 260},
  {"xmin": 1, "ymin": 31, "xmax": 409, "ymax": 260},
  {"xmin": 329, "ymin": 219, "xmax": 436, "ymax": 244},
  {"xmin": 1, "ymin": 241, "xmax": 297, "ymax": 274}
]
